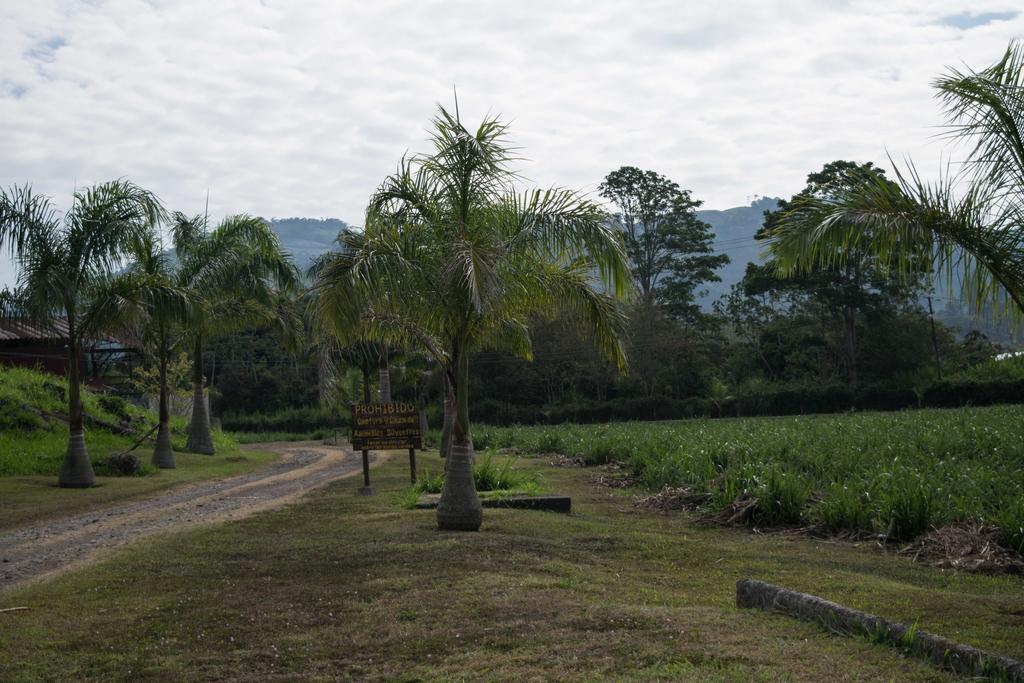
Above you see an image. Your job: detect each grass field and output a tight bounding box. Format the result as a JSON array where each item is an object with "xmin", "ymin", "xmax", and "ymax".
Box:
[
  {"xmin": 1, "ymin": 450, "xmax": 1021, "ymax": 681},
  {"xmin": 475, "ymin": 406, "xmax": 1024, "ymax": 552}
]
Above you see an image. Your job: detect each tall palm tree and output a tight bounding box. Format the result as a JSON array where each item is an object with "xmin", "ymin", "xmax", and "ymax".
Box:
[
  {"xmin": 311, "ymin": 105, "xmax": 631, "ymax": 531},
  {"xmin": 0, "ymin": 181, "xmax": 163, "ymax": 487},
  {"xmin": 123, "ymin": 232, "xmax": 190, "ymax": 469},
  {"xmin": 171, "ymin": 213, "xmax": 299, "ymax": 454},
  {"xmin": 767, "ymin": 43, "xmax": 1024, "ymax": 320}
]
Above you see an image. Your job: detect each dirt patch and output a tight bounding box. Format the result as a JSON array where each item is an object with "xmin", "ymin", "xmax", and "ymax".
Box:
[
  {"xmin": 591, "ymin": 462, "xmax": 638, "ymax": 488},
  {"xmin": 0, "ymin": 441, "xmax": 376, "ymax": 590},
  {"xmin": 900, "ymin": 522, "xmax": 1024, "ymax": 574},
  {"xmin": 548, "ymin": 453, "xmax": 585, "ymax": 467},
  {"xmin": 634, "ymin": 486, "xmax": 710, "ymax": 512}
]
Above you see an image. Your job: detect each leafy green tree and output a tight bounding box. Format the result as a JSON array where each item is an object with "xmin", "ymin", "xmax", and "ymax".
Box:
[
  {"xmin": 759, "ymin": 161, "xmax": 926, "ymax": 387},
  {"xmin": 768, "ymin": 44, "xmax": 1024, "ymax": 323},
  {"xmin": 599, "ymin": 166, "xmax": 727, "ymax": 318},
  {"xmin": 0, "ymin": 181, "xmax": 163, "ymax": 486},
  {"xmin": 311, "ymin": 105, "xmax": 631, "ymax": 531},
  {"xmin": 171, "ymin": 213, "xmax": 299, "ymax": 454}
]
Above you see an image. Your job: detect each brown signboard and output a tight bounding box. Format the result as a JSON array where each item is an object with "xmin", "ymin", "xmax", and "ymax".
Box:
[{"xmin": 351, "ymin": 401, "xmax": 422, "ymax": 451}]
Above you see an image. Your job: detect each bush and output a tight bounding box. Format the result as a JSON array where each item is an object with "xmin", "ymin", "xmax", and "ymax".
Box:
[
  {"xmin": 992, "ymin": 498, "xmax": 1024, "ymax": 554},
  {"xmin": 754, "ymin": 467, "xmax": 809, "ymax": 525},
  {"xmin": 815, "ymin": 485, "xmax": 873, "ymax": 533},
  {"xmin": 97, "ymin": 394, "xmax": 131, "ymax": 422},
  {"xmin": 877, "ymin": 472, "xmax": 938, "ymax": 541},
  {"xmin": 410, "ymin": 456, "xmax": 534, "ymax": 495},
  {"xmin": 101, "ymin": 452, "xmax": 143, "ymax": 476},
  {"xmin": 220, "ymin": 406, "xmax": 348, "ymax": 433}
]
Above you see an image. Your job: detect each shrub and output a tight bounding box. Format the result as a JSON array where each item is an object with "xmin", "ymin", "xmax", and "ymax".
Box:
[
  {"xmin": 877, "ymin": 472, "xmax": 938, "ymax": 541},
  {"xmin": 815, "ymin": 485, "xmax": 873, "ymax": 533},
  {"xmin": 754, "ymin": 467, "xmax": 810, "ymax": 525},
  {"xmin": 411, "ymin": 456, "xmax": 534, "ymax": 495},
  {"xmin": 413, "ymin": 469, "xmax": 445, "ymax": 494},
  {"xmin": 220, "ymin": 406, "xmax": 348, "ymax": 433},
  {"xmin": 992, "ymin": 499, "xmax": 1024, "ymax": 554},
  {"xmin": 474, "ymin": 454, "xmax": 533, "ymax": 491},
  {"xmin": 99, "ymin": 452, "xmax": 143, "ymax": 476},
  {"xmin": 97, "ymin": 394, "xmax": 131, "ymax": 422}
]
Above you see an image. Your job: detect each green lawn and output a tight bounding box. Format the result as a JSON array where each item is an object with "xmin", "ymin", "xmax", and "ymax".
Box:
[{"xmin": 1, "ymin": 450, "xmax": 1020, "ymax": 681}]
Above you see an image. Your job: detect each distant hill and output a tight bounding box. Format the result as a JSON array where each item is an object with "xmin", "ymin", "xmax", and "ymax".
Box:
[
  {"xmin": 264, "ymin": 202, "xmax": 779, "ymax": 302},
  {"xmin": 697, "ymin": 196, "xmax": 779, "ymax": 306},
  {"xmin": 266, "ymin": 217, "xmax": 351, "ymax": 270},
  {"xmin": 261, "ymin": 204, "xmax": 1015, "ymax": 342}
]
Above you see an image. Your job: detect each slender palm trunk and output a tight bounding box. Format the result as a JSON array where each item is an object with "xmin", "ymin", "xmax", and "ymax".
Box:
[
  {"xmin": 186, "ymin": 336, "xmax": 215, "ymax": 454},
  {"xmin": 440, "ymin": 374, "xmax": 453, "ymax": 459},
  {"xmin": 152, "ymin": 348, "xmax": 175, "ymax": 468},
  {"xmin": 436, "ymin": 347, "xmax": 482, "ymax": 531},
  {"xmin": 59, "ymin": 336, "xmax": 96, "ymax": 488},
  {"xmin": 317, "ymin": 343, "xmax": 336, "ymax": 407},
  {"xmin": 378, "ymin": 353, "xmax": 391, "ymax": 402}
]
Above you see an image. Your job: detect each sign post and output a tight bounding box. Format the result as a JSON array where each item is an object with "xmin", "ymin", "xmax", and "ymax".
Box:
[{"xmin": 351, "ymin": 401, "xmax": 423, "ymax": 494}]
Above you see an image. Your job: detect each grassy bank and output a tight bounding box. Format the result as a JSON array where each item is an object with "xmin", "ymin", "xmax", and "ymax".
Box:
[
  {"xmin": 0, "ymin": 366, "xmax": 276, "ymax": 530},
  {"xmin": 1, "ymin": 451, "xmax": 1021, "ymax": 681},
  {"xmin": 474, "ymin": 406, "xmax": 1024, "ymax": 551}
]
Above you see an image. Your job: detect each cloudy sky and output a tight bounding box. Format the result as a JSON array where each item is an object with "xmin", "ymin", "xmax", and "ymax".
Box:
[{"xmin": 1, "ymin": 1, "xmax": 1022, "ymax": 284}]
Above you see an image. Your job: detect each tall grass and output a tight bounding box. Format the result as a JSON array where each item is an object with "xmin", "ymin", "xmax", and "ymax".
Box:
[{"xmin": 474, "ymin": 406, "xmax": 1024, "ymax": 547}]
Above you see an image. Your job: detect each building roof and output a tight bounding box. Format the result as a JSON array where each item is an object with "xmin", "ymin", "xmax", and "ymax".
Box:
[
  {"xmin": 0, "ymin": 318, "xmax": 133, "ymax": 348},
  {"xmin": 0, "ymin": 318, "xmax": 71, "ymax": 342}
]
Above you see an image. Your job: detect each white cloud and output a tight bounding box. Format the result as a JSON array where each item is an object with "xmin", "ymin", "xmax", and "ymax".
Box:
[{"xmin": 0, "ymin": 0, "xmax": 1022, "ymax": 285}]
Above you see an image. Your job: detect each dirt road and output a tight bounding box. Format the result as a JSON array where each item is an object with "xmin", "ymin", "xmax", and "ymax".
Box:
[{"xmin": 0, "ymin": 441, "xmax": 369, "ymax": 590}]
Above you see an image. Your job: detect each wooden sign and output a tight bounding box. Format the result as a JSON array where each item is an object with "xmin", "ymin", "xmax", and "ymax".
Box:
[{"xmin": 351, "ymin": 401, "xmax": 422, "ymax": 451}]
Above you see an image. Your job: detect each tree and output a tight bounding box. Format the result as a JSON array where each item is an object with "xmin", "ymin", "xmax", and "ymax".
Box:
[
  {"xmin": 599, "ymin": 166, "xmax": 727, "ymax": 317},
  {"xmin": 768, "ymin": 43, "xmax": 1024, "ymax": 324},
  {"xmin": 124, "ymin": 232, "xmax": 190, "ymax": 468},
  {"xmin": 311, "ymin": 105, "xmax": 631, "ymax": 531},
  {"xmin": 0, "ymin": 181, "xmax": 163, "ymax": 487},
  {"xmin": 171, "ymin": 213, "xmax": 299, "ymax": 454},
  {"xmin": 758, "ymin": 161, "xmax": 926, "ymax": 388}
]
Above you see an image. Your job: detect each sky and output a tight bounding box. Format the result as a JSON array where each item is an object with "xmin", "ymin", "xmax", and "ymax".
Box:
[{"xmin": 1, "ymin": 1, "xmax": 1022, "ymax": 286}]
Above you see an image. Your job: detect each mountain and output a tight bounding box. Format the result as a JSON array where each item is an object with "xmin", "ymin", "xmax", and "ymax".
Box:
[
  {"xmin": 265, "ymin": 201, "xmax": 779, "ymax": 300},
  {"xmin": 697, "ymin": 196, "xmax": 779, "ymax": 306},
  {"xmin": 266, "ymin": 217, "xmax": 351, "ymax": 270}
]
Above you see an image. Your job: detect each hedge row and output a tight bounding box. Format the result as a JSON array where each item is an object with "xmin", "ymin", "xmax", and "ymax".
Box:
[
  {"xmin": 470, "ymin": 378, "xmax": 1024, "ymax": 426},
  {"xmin": 220, "ymin": 406, "xmax": 348, "ymax": 433}
]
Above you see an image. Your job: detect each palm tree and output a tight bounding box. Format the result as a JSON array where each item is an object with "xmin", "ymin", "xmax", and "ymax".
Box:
[
  {"xmin": 171, "ymin": 213, "xmax": 299, "ymax": 454},
  {"xmin": 311, "ymin": 105, "xmax": 631, "ymax": 531},
  {"xmin": 0, "ymin": 181, "xmax": 163, "ymax": 487},
  {"xmin": 123, "ymin": 232, "xmax": 190, "ymax": 469},
  {"xmin": 767, "ymin": 43, "xmax": 1024, "ymax": 321}
]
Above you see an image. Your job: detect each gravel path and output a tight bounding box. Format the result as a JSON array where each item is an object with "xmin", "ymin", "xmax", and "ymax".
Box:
[{"xmin": 0, "ymin": 441, "xmax": 367, "ymax": 590}]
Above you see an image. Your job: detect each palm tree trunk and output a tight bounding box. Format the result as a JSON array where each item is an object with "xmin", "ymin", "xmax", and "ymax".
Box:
[
  {"xmin": 152, "ymin": 348, "xmax": 175, "ymax": 469},
  {"xmin": 317, "ymin": 342, "xmax": 336, "ymax": 407},
  {"xmin": 186, "ymin": 336, "xmax": 215, "ymax": 455},
  {"xmin": 59, "ymin": 337, "xmax": 96, "ymax": 488},
  {"xmin": 378, "ymin": 352, "xmax": 391, "ymax": 402},
  {"xmin": 436, "ymin": 348, "xmax": 482, "ymax": 531},
  {"xmin": 440, "ymin": 374, "xmax": 453, "ymax": 459}
]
